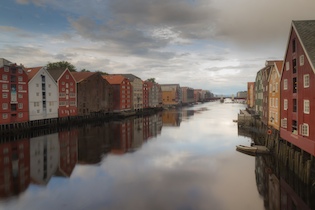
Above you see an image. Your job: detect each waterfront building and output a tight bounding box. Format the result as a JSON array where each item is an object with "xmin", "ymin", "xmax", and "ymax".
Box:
[
  {"xmin": 181, "ymin": 87, "xmax": 194, "ymax": 105},
  {"xmin": 72, "ymin": 72, "xmax": 112, "ymax": 116},
  {"xmin": 146, "ymin": 81, "xmax": 160, "ymax": 108},
  {"xmin": 103, "ymin": 75, "xmax": 132, "ymax": 112},
  {"xmin": 194, "ymin": 89, "xmax": 202, "ymax": 102},
  {"xmin": 0, "ymin": 58, "xmax": 29, "ymax": 124},
  {"xmin": 120, "ymin": 74, "xmax": 143, "ymax": 111},
  {"xmin": 262, "ymin": 64, "xmax": 271, "ymax": 125},
  {"xmin": 26, "ymin": 67, "xmax": 58, "ymax": 121},
  {"xmin": 160, "ymin": 84, "xmax": 181, "ymax": 106},
  {"xmin": 268, "ymin": 60, "xmax": 283, "ymax": 130},
  {"xmin": 46, "ymin": 67, "xmax": 77, "ymax": 118},
  {"xmin": 255, "ymin": 70, "xmax": 263, "ymax": 116},
  {"xmin": 236, "ymin": 91, "xmax": 247, "ymax": 98},
  {"xmin": 247, "ymin": 82, "xmax": 255, "ymax": 108},
  {"xmin": 280, "ymin": 20, "xmax": 315, "ymax": 156},
  {"xmin": 143, "ymin": 81, "xmax": 149, "ymax": 109}
]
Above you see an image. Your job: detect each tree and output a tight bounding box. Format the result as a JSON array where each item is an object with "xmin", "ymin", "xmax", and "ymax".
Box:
[
  {"xmin": 146, "ymin": 78, "xmax": 156, "ymax": 83},
  {"xmin": 80, "ymin": 69, "xmax": 90, "ymax": 72},
  {"xmin": 46, "ymin": 61, "xmax": 76, "ymax": 72},
  {"xmin": 96, "ymin": 70, "xmax": 109, "ymax": 75}
]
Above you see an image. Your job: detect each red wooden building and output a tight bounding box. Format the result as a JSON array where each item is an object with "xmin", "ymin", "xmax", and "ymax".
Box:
[
  {"xmin": 143, "ymin": 81, "xmax": 149, "ymax": 108},
  {"xmin": 0, "ymin": 58, "xmax": 29, "ymax": 125},
  {"xmin": 103, "ymin": 75, "xmax": 132, "ymax": 112},
  {"xmin": 280, "ymin": 20, "xmax": 315, "ymax": 157},
  {"xmin": 47, "ymin": 67, "xmax": 77, "ymax": 118}
]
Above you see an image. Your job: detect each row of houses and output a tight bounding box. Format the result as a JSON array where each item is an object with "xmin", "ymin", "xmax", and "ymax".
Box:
[
  {"xmin": 0, "ymin": 58, "xmax": 213, "ymax": 126},
  {"xmin": 246, "ymin": 20, "xmax": 315, "ymax": 157}
]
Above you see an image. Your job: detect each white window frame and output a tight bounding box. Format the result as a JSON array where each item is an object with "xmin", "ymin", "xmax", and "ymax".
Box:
[
  {"xmin": 284, "ymin": 79, "xmax": 288, "ymax": 90},
  {"xmin": 304, "ymin": 100, "xmax": 310, "ymax": 114},
  {"xmin": 304, "ymin": 74, "xmax": 310, "ymax": 88},
  {"xmin": 301, "ymin": 123, "xmax": 309, "ymax": 136},
  {"xmin": 281, "ymin": 118, "xmax": 287, "ymax": 128},
  {"xmin": 286, "ymin": 61, "xmax": 290, "ymax": 71},
  {"xmin": 300, "ymin": 55, "xmax": 305, "ymax": 66},
  {"xmin": 2, "ymin": 103, "xmax": 8, "ymax": 110},
  {"xmin": 284, "ymin": 99, "xmax": 288, "ymax": 110}
]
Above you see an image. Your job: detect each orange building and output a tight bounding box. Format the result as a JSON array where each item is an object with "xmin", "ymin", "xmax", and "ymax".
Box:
[
  {"xmin": 268, "ymin": 60, "xmax": 283, "ymax": 130},
  {"xmin": 247, "ymin": 82, "xmax": 255, "ymax": 108},
  {"xmin": 160, "ymin": 84, "xmax": 181, "ymax": 106}
]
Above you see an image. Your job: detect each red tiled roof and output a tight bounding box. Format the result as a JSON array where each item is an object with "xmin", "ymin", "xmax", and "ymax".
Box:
[
  {"xmin": 25, "ymin": 66, "xmax": 43, "ymax": 81},
  {"xmin": 103, "ymin": 75, "xmax": 126, "ymax": 84},
  {"xmin": 71, "ymin": 72, "xmax": 96, "ymax": 83}
]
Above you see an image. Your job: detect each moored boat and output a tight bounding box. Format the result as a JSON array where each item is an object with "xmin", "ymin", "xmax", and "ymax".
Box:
[{"xmin": 236, "ymin": 144, "xmax": 270, "ymax": 155}]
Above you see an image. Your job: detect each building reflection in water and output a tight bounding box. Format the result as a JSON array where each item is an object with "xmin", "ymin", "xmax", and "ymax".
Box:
[
  {"xmin": 162, "ymin": 110, "xmax": 182, "ymax": 127},
  {"xmin": 30, "ymin": 133, "xmax": 60, "ymax": 185},
  {"xmin": 238, "ymin": 126, "xmax": 315, "ymax": 210},
  {"xmin": 0, "ymin": 112, "xmax": 163, "ymax": 198},
  {"xmin": 0, "ymin": 138, "xmax": 30, "ymax": 198}
]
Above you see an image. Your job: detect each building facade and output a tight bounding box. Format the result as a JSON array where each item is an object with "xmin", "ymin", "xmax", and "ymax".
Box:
[
  {"xmin": 27, "ymin": 67, "xmax": 58, "ymax": 121},
  {"xmin": 268, "ymin": 61, "xmax": 283, "ymax": 130},
  {"xmin": 47, "ymin": 68, "xmax": 77, "ymax": 118},
  {"xmin": 181, "ymin": 87, "xmax": 194, "ymax": 105},
  {"xmin": 0, "ymin": 58, "xmax": 29, "ymax": 125},
  {"xmin": 120, "ymin": 74, "xmax": 143, "ymax": 111},
  {"xmin": 280, "ymin": 20, "xmax": 315, "ymax": 156},
  {"xmin": 247, "ymin": 82, "xmax": 255, "ymax": 108},
  {"xmin": 72, "ymin": 72, "xmax": 113, "ymax": 116},
  {"xmin": 103, "ymin": 75, "xmax": 132, "ymax": 112},
  {"xmin": 160, "ymin": 84, "xmax": 181, "ymax": 106}
]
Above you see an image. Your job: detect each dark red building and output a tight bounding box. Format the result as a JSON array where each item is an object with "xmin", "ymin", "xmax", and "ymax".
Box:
[
  {"xmin": 0, "ymin": 58, "xmax": 29, "ymax": 125},
  {"xmin": 280, "ymin": 20, "xmax": 315, "ymax": 156},
  {"xmin": 47, "ymin": 67, "xmax": 77, "ymax": 118}
]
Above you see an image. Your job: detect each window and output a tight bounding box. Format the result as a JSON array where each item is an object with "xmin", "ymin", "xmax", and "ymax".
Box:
[
  {"xmin": 281, "ymin": 118, "xmax": 287, "ymax": 128},
  {"xmin": 2, "ymin": 74, "xmax": 7, "ymax": 80},
  {"xmin": 2, "ymin": 113, "xmax": 8, "ymax": 119},
  {"xmin": 284, "ymin": 99, "xmax": 288, "ymax": 110},
  {"xmin": 293, "ymin": 77, "xmax": 297, "ymax": 93},
  {"xmin": 301, "ymin": 123, "xmax": 309, "ymax": 136},
  {"xmin": 286, "ymin": 61, "xmax": 290, "ymax": 71},
  {"xmin": 18, "ymin": 76, "xmax": 23, "ymax": 82},
  {"xmin": 18, "ymin": 93, "xmax": 23, "ymax": 98},
  {"xmin": 2, "ymin": 84, "xmax": 7, "ymax": 89},
  {"xmin": 2, "ymin": 103, "xmax": 8, "ymax": 110},
  {"xmin": 18, "ymin": 113, "xmax": 23, "ymax": 118},
  {"xmin": 284, "ymin": 79, "xmax": 288, "ymax": 90},
  {"xmin": 275, "ymin": 83, "xmax": 278, "ymax": 92},
  {"xmin": 18, "ymin": 68, "xmax": 23, "ymax": 74},
  {"xmin": 2, "ymin": 93, "xmax": 8, "ymax": 98},
  {"xmin": 293, "ymin": 99, "xmax": 297, "ymax": 112},
  {"xmin": 66, "ymin": 75, "xmax": 69, "ymax": 79},
  {"xmin": 304, "ymin": 100, "xmax": 310, "ymax": 114},
  {"xmin": 292, "ymin": 39, "xmax": 296, "ymax": 53},
  {"xmin": 304, "ymin": 74, "xmax": 310, "ymax": 88},
  {"xmin": 275, "ymin": 98, "xmax": 278, "ymax": 108},
  {"xmin": 292, "ymin": 120, "xmax": 297, "ymax": 134},
  {"xmin": 18, "ymin": 85, "xmax": 23, "ymax": 91},
  {"xmin": 18, "ymin": 103, "xmax": 23, "ymax": 109},
  {"xmin": 292, "ymin": 59, "xmax": 297, "ymax": 74},
  {"xmin": 300, "ymin": 55, "xmax": 304, "ymax": 66},
  {"xmin": 4, "ymin": 66, "xmax": 9, "ymax": 72}
]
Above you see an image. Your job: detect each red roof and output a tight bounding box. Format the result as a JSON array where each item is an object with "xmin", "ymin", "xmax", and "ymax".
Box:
[
  {"xmin": 103, "ymin": 75, "xmax": 126, "ymax": 84},
  {"xmin": 25, "ymin": 66, "xmax": 43, "ymax": 81}
]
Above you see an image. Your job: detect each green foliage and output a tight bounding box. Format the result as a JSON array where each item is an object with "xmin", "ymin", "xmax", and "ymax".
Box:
[
  {"xmin": 80, "ymin": 69, "xmax": 90, "ymax": 72},
  {"xmin": 46, "ymin": 61, "xmax": 76, "ymax": 72},
  {"xmin": 146, "ymin": 78, "xmax": 156, "ymax": 83},
  {"xmin": 96, "ymin": 70, "xmax": 108, "ymax": 75}
]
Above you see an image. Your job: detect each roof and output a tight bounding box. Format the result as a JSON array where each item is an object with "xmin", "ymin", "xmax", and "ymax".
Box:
[
  {"xmin": 293, "ymin": 20, "xmax": 315, "ymax": 70},
  {"xmin": 119, "ymin": 74, "xmax": 141, "ymax": 82},
  {"xmin": 46, "ymin": 67, "xmax": 67, "ymax": 81},
  {"xmin": 25, "ymin": 66, "xmax": 43, "ymax": 81},
  {"xmin": 103, "ymin": 75, "xmax": 127, "ymax": 84},
  {"xmin": 274, "ymin": 61, "xmax": 284, "ymax": 75},
  {"xmin": 71, "ymin": 72, "xmax": 96, "ymax": 83}
]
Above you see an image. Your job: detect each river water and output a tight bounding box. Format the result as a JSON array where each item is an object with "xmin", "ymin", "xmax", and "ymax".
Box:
[{"xmin": 0, "ymin": 101, "xmax": 314, "ymax": 210}]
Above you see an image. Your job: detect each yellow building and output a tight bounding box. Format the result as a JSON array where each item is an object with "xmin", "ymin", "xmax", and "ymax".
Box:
[
  {"xmin": 160, "ymin": 84, "xmax": 181, "ymax": 106},
  {"xmin": 247, "ymin": 82, "xmax": 255, "ymax": 108},
  {"xmin": 268, "ymin": 60, "xmax": 283, "ymax": 130}
]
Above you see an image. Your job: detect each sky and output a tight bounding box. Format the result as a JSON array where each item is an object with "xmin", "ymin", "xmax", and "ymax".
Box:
[{"xmin": 1, "ymin": 0, "xmax": 315, "ymax": 95}]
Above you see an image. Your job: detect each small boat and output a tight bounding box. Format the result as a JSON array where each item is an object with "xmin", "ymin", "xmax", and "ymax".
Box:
[{"xmin": 236, "ymin": 144, "xmax": 270, "ymax": 155}]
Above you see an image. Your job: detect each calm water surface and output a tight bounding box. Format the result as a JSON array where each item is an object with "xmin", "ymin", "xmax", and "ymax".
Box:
[{"xmin": 0, "ymin": 101, "xmax": 312, "ymax": 210}]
